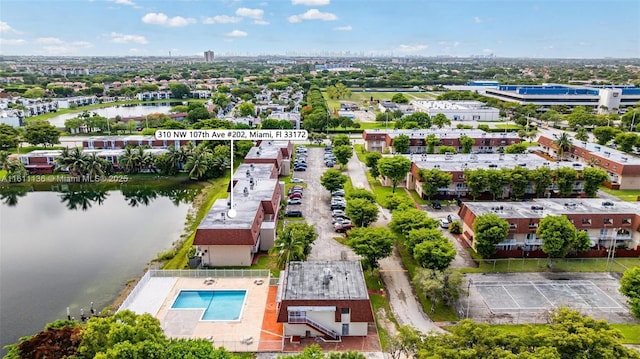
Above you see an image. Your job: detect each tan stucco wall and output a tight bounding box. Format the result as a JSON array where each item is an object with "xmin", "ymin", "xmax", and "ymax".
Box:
[{"xmin": 203, "ymin": 245, "xmax": 252, "ymax": 267}]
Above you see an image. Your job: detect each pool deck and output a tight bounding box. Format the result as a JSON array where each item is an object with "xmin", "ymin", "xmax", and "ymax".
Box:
[{"xmin": 153, "ymin": 277, "xmax": 270, "ymax": 352}]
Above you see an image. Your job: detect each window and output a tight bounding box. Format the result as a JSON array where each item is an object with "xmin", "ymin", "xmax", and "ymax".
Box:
[
  {"xmin": 604, "ymin": 218, "xmax": 613, "ymax": 224},
  {"xmin": 509, "ymin": 223, "xmax": 517, "ymax": 229},
  {"xmin": 622, "ymin": 218, "xmax": 632, "ymax": 224},
  {"xmin": 582, "ymin": 218, "xmax": 592, "ymax": 225},
  {"xmin": 341, "ymin": 308, "xmax": 350, "ymax": 314},
  {"xmin": 458, "ymin": 174, "xmax": 464, "ymax": 179}
]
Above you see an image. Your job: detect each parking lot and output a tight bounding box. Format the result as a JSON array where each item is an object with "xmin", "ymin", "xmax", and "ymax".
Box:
[{"xmin": 285, "ymin": 146, "xmax": 359, "ymax": 261}]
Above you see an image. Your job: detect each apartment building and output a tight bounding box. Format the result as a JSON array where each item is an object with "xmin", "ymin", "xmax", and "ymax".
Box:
[
  {"xmin": 276, "ymin": 261, "xmax": 374, "ymax": 339},
  {"xmin": 81, "ymin": 135, "xmax": 191, "ymax": 149},
  {"xmin": 458, "ymin": 199, "xmax": 640, "ymax": 253},
  {"xmin": 362, "ymin": 129, "xmax": 521, "ymax": 154},
  {"xmin": 538, "ymin": 135, "xmax": 640, "ymax": 190}
]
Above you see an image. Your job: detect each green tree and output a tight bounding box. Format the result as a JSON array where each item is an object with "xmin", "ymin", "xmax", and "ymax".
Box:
[
  {"xmin": 332, "ymin": 134, "xmax": 350, "ymax": 147},
  {"xmin": 383, "ymin": 193, "xmax": 414, "ymax": 212},
  {"xmin": 581, "ymin": 167, "xmax": 608, "ymax": 197},
  {"xmin": 432, "ymin": 113, "xmax": 451, "ymax": 128},
  {"xmin": 348, "ymin": 227, "xmax": 394, "ymax": 272},
  {"xmin": 392, "ymin": 134, "xmax": 410, "ymax": 154},
  {"xmin": 391, "ymin": 93, "xmax": 409, "ymax": 103},
  {"xmin": 320, "ymin": 169, "xmax": 348, "ymax": 192},
  {"xmin": 364, "ymin": 152, "xmax": 382, "ymax": 178},
  {"xmin": 237, "ymin": 102, "xmax": 256, "ymax": 117},
  {"xmin": 592, "ymin": 126, "xmax": 620, "ymax": 145},
  {"xmin": 390, "ymin": 208, "xmax": 438, "ymax": 237},
  {"xmin": 504, "ymin": 142, "xmax": 527, "ymax": 154},
  {"xmin": 473, "ymin": 213, "xmax": 509, "ymax": 258},
  {"xmin": 509, "ymin": 167, "xmax": 530, "ymax": 199},
  {"xmin": 614, "ymin": 133, "xmax": 639, "ymax": 153},
  {"xmin": 486, "ymin": 169, "xmax": 509, "ymax": 200},
  {"xmin": 530, "ymin": 167, "xmax": 553, "ymax": 197},
  {"xmin": 270, "ymin": 222, "xmax": 317, "ymax": 268},
  {"xmin": 459, "ymin": 135, "xmax": 474, "ymax": 154},
  {"xmin": 464, "ymin": 168, "xmax": 488, "ymax": 200},
  {"xmin": 211, "ymin": 93, "xmax": 231, "ymax": 109},
  {"xmin": 168, "ymin": 83, "xmax": 191, "ymax": 99},
  {"xmin": 619, "ymin": 267, "xmax": 640, "ymax": 319},
  {"xmin": 23, "ymin": 86, "xmax": 46, "ymax": 98},
  {"xmin": 437, "ymin": 145, "xmax": 457, "ymax": 154},
  {"xmin": 345, "ymin": 198, "xmax": 379, "ymax": 227},
  {"xmin": 413, "ymin": 269, "xmax": 463, "ymax": 313},
  {"xmin": 418, "ymin": 168, "xmax": 452, "ymax": 200},
  {"xmin": 186, "ymin": 106, "xmax": 211, "ymax": 124},
  {"xmin": 575, "ymin": 127, "xmax": 589, "ymax": 142},
  {"xmin": 347, "ymin": 188, "xmax": 376, "ymax": 202},
  {"xmin": 406, "ymin": 228, "xmax": 443, "ymax": 255},
  {"xmin": 554, "ymin": 167, "xmax": 578, "ymax": 197},
  {"xmin": 537, "ymin": 215, "xmax": 590, "ymax": 258},
  {"xmin": 378, "ymin": 155, "xmax": 412, "ymax": 193},
  {"xmin": 0, "ymin": 123, "xmax": 19, "ymax": 150},
  {"xmin": 425, "ymin": 134, "xmax": 439, "ymax": 154},
  {"xmin": 333, "ymin": 145, "xmax": 353, "ymax": 167},
  {"xmin": 413, "ymin": 236, "xmax": 455, "ymax": 271},
  {"xmin": 23, "ymin": 121, "xmax": 60, "ymax": 147}
]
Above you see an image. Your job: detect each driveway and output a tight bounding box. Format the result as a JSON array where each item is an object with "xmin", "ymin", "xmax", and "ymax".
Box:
[{"xmin": 345, "ymin": 153, "xmax": 444, "ymax": 333}]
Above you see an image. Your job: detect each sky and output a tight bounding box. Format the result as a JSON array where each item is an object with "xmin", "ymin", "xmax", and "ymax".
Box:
[{"xmin": 0, "ymin": 0, "xmax": 639, "ymax": 58}]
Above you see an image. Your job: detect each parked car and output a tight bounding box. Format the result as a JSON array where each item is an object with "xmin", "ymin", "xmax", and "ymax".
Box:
[
  {"xmin": 332, "ymin": 217, "xmax": 352, "ymax": 225},
  {"xmin": 331, "ymin": 189, "xmax": 345, "ymax": 197},
  {"xmin": 335, "ymin": 222, "xmax": 354, "ymax": 233},
  {"xmin": 431, "ymin": 200, "xmax": 442, "ymax": 209},
  {"xmin": 285, "ymin": 210, "xmax": 303, "ymax": 217},
  {"xmin": 447, "ymin": 214, "xmax": 461, "ymax": 223},
  {"xmin": 325, "ymin": 161, "xmax": 335, "ymax": 167},
  {"xmin": 289, "ymin": 193, "xmax": 302, "ymax": 200},
  {"xmin": 291, "ymin": 177, "xmax": 304, "ymax": 183},
  {"xmin": 330, "ymin": 203, "xmax": 346, "ymax": 210},
  {"xmin": 287, "ymin": 198, "xmax": 302, "ymax": 205},
  {"xmin": 293, "ymin": 166, "xmax": 306, "ymax": 171},
  {"xmin": 332, "ymin": 209, "xmax": 346, "ymax": 217},
  {"xmin": 289, "ymin": 189, "xmax": 303, "ymax": 196},
  {"xmin": 439, "ymin": 218, "xmax": 450, "ymax": 228}
]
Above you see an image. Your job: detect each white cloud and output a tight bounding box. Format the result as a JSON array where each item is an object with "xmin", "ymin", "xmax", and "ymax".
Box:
[
  {"xmin": 226, "ymin": 30, "xmax": 248, "ymax": 37},
  {"xmin": 109, "ymin": 0, "xmax": 136, "ymax": 6},
  {"xmin": 142, "ymin": 12, "xmax": 196, "ymax": 27},
  {"xmin": 396, "ymin": 44, "xmax": 428, "ymax": 52},
  {"xmin": 482, "ymin": 48, "xmax": 493, "ymax": 53},
  {"xmin": 253, "ymin": 19, "xmax": 270, "ymax": 25},
  {"xmin": 109, "ymin": 32, "xmax": 149, "ymax": 44},
  {"xmin": 288, "ymin": 9, "xmax": 337, "ymax": 23},
  {"xmin": 292, "ymin": 0, "xmax": 330, "ymax": 5},
  {"xmin": 0, "ymin": 38, "xmax": 26, "ymax": 45},
  {"xmin": 72, "ymin": 41, "xmax": 94, "ymax": 48},
  {"xmin": 333, "ymin": 25, "xmax": 351, "ymax": 31},
  {"xmin": 0, "ymin": 22, "xmax": 21, "ymax": 34},
  {"xmin": 236, "ymin": 7, "xmax": 264, "ymax": 19},
  {"xmin": 474, "ymin": 16, "xmax": 482, "ymax": 23},
  {"xmin": 36, "ymin": 37, "xmax": 64, "ymax": 44},
  {"xmin": 202, "ymin": 15, "xmax": 242, "ymax": 24}
]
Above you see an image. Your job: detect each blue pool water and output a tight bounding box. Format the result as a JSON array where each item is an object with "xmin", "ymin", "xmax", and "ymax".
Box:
[{"xmin": 171, "ymin": 290, "xmax": 246, "ymax": 320}]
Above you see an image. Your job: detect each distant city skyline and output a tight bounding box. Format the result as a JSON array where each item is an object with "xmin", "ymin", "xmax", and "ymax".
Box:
[{"xmin": 1, "ymin": 0, "xmax": 639, "ymax": 59}]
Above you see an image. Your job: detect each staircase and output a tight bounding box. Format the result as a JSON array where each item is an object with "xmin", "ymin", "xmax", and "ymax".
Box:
[{"xmin": 290, "ymin": 316, "xmax": 339, "ymax": 339}]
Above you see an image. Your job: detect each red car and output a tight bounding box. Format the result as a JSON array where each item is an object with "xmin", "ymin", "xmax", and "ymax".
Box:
[{"xmin": 335, "ymin": 223, "xmax": 354, "ymax": 233}]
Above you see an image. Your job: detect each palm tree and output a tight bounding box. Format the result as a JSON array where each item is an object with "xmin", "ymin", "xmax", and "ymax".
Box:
[
  {"xmin": 269, "ymin": 230, "xmax": 307, "ymax": 269},
  {"xmin": 85, "ymin": 153, "xmax": 106, "ymax": 179},
  {"xmin": 118, "ymin": 148, "xmax": 139, "ymax": 174},
  {"xmin": 67, "ymin": 147, "xmax": 89, "ymax": 176},
  {"xmin": 185, "ymin": 146, "xmax": 210, "ymax": 180},
  {"xmin": 553, "ymin": 132, "xmax": 573, "ymax": 161}
]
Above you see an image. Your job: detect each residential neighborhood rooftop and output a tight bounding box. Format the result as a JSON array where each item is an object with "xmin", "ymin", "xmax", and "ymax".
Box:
[
  {"xmin": 406, "ymin": 153, "xmax": 585, "ymax": 172},
  {"xmin": 363, "ymin": 128, "xmax": 519, "ymax": 140},
  {"xmin": 280, "ymin": 261, "xmax": 369, "ymax": 301},
  {"xmin": 233, "ymin": 163, "xmax": 277, "ymax": 180},
  {"xmin": 245, "ymin": 144, "xmax": 282, "ymax": 160},
  {"xmin": 542, "ymin": 135, "xmax": 640, "ymax": 165},
  {"xmin": 462, "ymin": 198, "xmax": 640, "ymax": 219}
]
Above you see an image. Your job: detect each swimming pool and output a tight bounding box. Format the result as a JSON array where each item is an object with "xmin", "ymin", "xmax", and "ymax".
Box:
[{"xmin": 171, "ymin": 290, "xmax": 247, "ymax": 321}]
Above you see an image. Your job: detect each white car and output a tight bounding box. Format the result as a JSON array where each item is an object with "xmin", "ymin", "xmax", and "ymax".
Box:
[
  {"xmin": 440, "ymin": 218, "xmax": 450, "ymax": 228},
  {"xmin": 291, "ymin": 177, "xmax": 304, "ymax": 183}
]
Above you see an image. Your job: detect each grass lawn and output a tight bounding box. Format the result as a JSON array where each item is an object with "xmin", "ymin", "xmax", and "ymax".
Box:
[
  {"xmin": 397, "ymin": 241, "xmax": 460, "ymax": 322},
  {"xmin": 162, "ymin": 175, "xmax": 230, "ymax": 269},
  {"xmin": 599, "ymin": 187, "xmax": 640, "ymax": 202},
  {"xmin": 356, "ymin": 121, "xmax": 388, "ymax": 130},
  {"xmin": 495, "ymin": 124, "xmax": 522, "ymax": 130},
  {"xmin": 366, "ymin": 269, "xmax": 398, "ymax": 350},
  {"xmin": 8, "ymin": 145, "xmax": 66, "ymax": 154},
  {"xmin": 460, "ymin": 249, "xmax": 640, "ymax": 274},
  {"xmin": 323, "ymin": 91, "xmax": 434, "ymax": 111},
  {"xmin": 470, "ymin": 324, "xmax": 640, "ymax": 345}
]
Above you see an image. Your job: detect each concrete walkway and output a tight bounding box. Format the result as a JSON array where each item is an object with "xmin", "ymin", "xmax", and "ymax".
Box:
[{"xmin": 345, "ymin": 152, "xmax": 444, "ymax": 333}]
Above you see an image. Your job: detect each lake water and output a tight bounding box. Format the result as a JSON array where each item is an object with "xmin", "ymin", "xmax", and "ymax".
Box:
[
  {"xmin": 47, "ymin": 103, "xmax": 177, "ymax": 127},
  {"xmin": 0, "ymin": 183, "xmax": 199, "ymax": 353}
]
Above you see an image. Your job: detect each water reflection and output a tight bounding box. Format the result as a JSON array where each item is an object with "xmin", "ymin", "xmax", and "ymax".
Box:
[{"xmin": 0, "ymin": 183, "xmax": 200, "ymax": 209}]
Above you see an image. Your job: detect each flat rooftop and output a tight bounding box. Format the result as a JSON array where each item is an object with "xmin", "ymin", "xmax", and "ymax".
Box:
[
  {"xmin": 412, "ymin": 100, "xmax": 494, "ymax": 110},
  {"xmin": 364, "ymin": 128, "xmax": 519, "ymax": 140},
  {"xmin": 245, "ymin": 145, "xmax": 282, "ymax": 160},
  {"xmin": 406, "ymin": 153, "xmax": 585, "ymax": 172},
  {"xmin": 560, "ymin": 136, "xmax": 640, "ymax": 166},
  {"xmin": 463, "ymin": 198, "xmax": 640, "ymax": 219},
  {"xmin": 234, "ymin": 163, "xmax": 277, "ymax": 180},
  {"xmin": 198, "ymin": 178, "xmax": 277, "ymax": 230},
  {"xmin": 281, "ymin": 261, "xmax": 368, "ymax": 301}
]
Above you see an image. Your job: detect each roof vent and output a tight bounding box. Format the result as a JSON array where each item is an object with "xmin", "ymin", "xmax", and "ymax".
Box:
[
  {"xmin": 246, "ymin": 169, "xmax": 251, "ymax": 177},
  {"xmin": 243, "ymin": 187, "xmax": 249, "ymax": 197},
  {"xmin": 221, "ymin": 212, "xmax": 226, "ymax": 221},
  {"xmin": 602, "ymin": 201, "xmax": 614, "ymax": 207},
  {"xmin": 322, "ymin": 268, "xmax": 333, "ymax": 286},
  {"xmin": 250, "ymin": 163, "xmax": 254, "ymax": 169}
]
